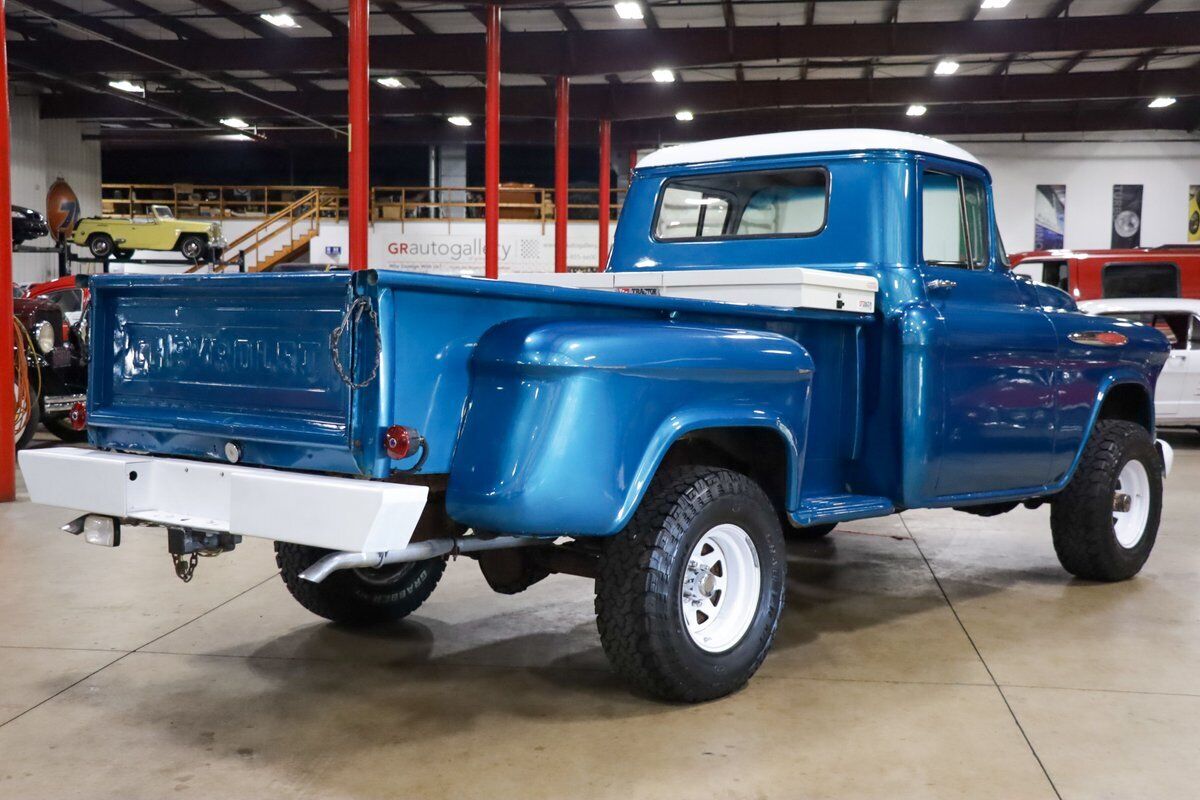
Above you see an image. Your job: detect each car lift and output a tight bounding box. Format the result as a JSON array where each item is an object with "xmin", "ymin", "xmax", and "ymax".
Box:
[{"xmin": 13, "ymin": 242, "xmax": 242, "ymax": 278}]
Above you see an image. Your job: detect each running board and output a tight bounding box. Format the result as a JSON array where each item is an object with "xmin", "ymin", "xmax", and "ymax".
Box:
[{"xmin": 789, "ymin": 494, "xmax": 895, "ymax": 527}]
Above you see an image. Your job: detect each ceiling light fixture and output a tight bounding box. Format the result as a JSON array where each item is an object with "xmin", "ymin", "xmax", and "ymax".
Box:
[
  {"xmin": 934, "ymin": 60, "xmax": 960, "ymax": 76},
  {"xmin": 260, "ymin": 11, "xmax": 300, "ymax": 29},
  {"xmin": 906, "ymin": 104, "xmax": 928, "ymax": 117},
  {"xmin": 614, "ymin": 2, "xmax": 644, "ymax": 20},
  {"xmin": 652, "ymin": 68, "xmax": 675, "ymax": 83},
  {"xmin": 1148, "ymin": 96, "xmax": 1177, "ymax": 108},
  {"xmin": 675, "ymin": 110, "xmax": 694, "ymax": 121},
  {"xmin": 107, "ymin": 79, "xmax": 144, "ymax": 95},
  {"xmin": 448, "ymin": 115, "xmax": 472, "ymax": 127},
  {"xmin": 377, "ymin": 77, "xmax": 406, "ymax": 89},
  {"xmin": 220, "ymin": 117, "xmax": 250, "ymax": 129},
  {"xmin": 979, "ymin": 0, "xmax": 1011, "ymax": 9}
]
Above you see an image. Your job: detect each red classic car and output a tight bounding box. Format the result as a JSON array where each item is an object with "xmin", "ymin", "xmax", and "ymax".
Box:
[
  {"xmin": 12, "ymin": 290, "xmax": 88, "ymax": 449},
  {"xmin": 1009, "ymin": 246, "xmax": 1200, "ymax": 301},
  {"xmin": 25, "ymin": 274, "xmax": 88, "ymax": 325}
]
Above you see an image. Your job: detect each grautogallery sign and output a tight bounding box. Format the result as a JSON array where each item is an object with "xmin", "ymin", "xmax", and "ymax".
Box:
[{"xmin": 375, "ymin": 221, "xmax": 615, "ymax": 274}]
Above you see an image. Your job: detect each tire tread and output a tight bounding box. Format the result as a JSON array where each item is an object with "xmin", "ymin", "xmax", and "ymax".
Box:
[
  {"xmin": 275, "ymin": 542, "xmax": 446, "ymax": 624},
  {"xmin": 1050, "ymin": 419, "xmax": 1161, "ymax": 582},
  {"xmin": 595, "ymin": 465, "xmax": 784, "ymax": 702}
]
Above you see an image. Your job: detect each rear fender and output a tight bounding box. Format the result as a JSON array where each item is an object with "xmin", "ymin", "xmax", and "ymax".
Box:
[{"xmin": 445, "ymin": 318, "xmax": 814, "ymax": 536}]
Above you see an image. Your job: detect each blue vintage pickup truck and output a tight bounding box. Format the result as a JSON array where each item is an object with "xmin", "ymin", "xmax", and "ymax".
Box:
[{"xmin": 20, "ymin": 129, "xmax": 1171, "ymax": 702}]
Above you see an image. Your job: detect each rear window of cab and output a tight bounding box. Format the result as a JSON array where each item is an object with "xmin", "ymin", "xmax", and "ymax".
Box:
[{"xmin": 652, "ymin": 167, "xmax": 829, "ymax": 242}]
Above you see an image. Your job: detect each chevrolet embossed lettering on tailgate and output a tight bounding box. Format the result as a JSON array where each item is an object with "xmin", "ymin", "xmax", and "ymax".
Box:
[
  {"xmin": 87, "ymin": 273, "xmax": 363, "ymax": 473},
  {"xmin": 115, "ymin": 303, "xmax": 336, "ymax": 412}
]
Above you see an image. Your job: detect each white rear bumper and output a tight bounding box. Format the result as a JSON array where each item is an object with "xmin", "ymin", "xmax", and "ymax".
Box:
[{"xmin": 18, "ymin": 448, "xmax": 428, "ymax": 553}]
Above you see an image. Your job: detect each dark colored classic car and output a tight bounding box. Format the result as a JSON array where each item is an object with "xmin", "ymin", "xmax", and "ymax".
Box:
[
  {"xmin": 13, "ymin": 296, "xmax": 88, "ymax": 449},
  {"xmin": 13, "ymin": 205, "xmax": 50, "ymax": 246},
  {"xmin": 26, "ymin": 275, "xmax": 88, "ymax": 326}
]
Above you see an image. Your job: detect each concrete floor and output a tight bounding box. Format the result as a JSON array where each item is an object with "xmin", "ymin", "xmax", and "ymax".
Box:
[{"xmin": 3, "ymin": 435, "xmax": 1200, "ymax": 800}]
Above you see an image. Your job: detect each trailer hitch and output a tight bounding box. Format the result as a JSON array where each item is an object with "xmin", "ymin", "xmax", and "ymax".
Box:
[{"xmin": 167, "ymin": 528, "xmax": 242, "ymax": 583}]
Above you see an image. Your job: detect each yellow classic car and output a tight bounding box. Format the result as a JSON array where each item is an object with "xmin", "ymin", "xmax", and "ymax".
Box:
[{"xmin": 71, "ymin": 205, "xmax": 225, "ymax": 261}]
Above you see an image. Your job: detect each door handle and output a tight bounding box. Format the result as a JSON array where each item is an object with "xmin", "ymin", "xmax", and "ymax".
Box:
[{"xmin": 926, "ymin": 279, "xmax": 957, "ymax": 293}]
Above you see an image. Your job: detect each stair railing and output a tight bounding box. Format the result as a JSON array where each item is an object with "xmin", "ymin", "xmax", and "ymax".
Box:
[{"xmin": 214, "ymin": 189, "xmax": 323, "ymax": 272}]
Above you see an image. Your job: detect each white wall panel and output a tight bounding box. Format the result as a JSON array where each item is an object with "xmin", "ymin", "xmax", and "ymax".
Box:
[
  {"xmin": 10, "ymin": 92, "xmax": 102, "ymax": 284},
  {"xmin": 972, "ymin": 139, "xmax": 1200, "ymax": 256}
]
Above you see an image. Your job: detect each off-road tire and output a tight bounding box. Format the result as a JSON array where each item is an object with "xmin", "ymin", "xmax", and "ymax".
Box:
[
  {"xmin": 43, "ymin": 412, "xmax": 87, "ymax": 442},
  {"xmin": 788, "ymin": 522, "xmax": 836, "ymax": 539},
  {"xmin": 14, "ymin": 379, "xmax": 39, "ymax": 450},
  {"xmin": 177, "ymin": 235, "xmax": 205, "ymax": 261},
  {"xmin": 1051, "ymin": 419, "xmax": 1161, "ymax": 582},
  {"xmin": 595, "ymin": 465, "xmax": 787, "ymax": 702},
  {"xmin": 87, "ymin": 233, "xmax": 115, "ymax": 259},
  {"xmin": 275, "ymin": 542, "xmax": 446, "ymax": 625}
]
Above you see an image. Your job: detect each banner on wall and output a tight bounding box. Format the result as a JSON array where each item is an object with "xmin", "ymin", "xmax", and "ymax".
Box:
[
  {"xmin": 379, "ymin": 221, "xmax": 613, "ymax": 274},
  {"xmin": 1111, "ymin": 184, "xmax": 1143, "ymax": 248},
  {"xmin": 307, "ymin": 220, "xmax": 617, "ymax": 274},
  {"xmin": 1189, "ymin": 186, "xmax": 1199, "ymax": 243},
  {"xmin": 1033, "ymin": 185, "xmax": 1066, "ymax": 249}
]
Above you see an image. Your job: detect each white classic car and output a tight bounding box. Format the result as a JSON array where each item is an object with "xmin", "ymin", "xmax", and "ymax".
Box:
[{"xmin": 1081, "ymin": 297, "xmax": 1200, "ymax": 427}]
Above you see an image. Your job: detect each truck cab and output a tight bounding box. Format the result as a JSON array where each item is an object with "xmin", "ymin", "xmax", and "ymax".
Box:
[{"xmin": 20, "ymin": 129, "xmax": 1170, "ymax": 703}]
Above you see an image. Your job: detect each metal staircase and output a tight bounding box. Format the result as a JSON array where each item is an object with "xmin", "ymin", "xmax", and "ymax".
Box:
[{"xmin": 201, "ymin": 190, "xmax": 336, "ymax": 273}]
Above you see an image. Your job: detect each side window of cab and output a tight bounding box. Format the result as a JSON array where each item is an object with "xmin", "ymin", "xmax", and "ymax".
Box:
[{"xmin": 922, "ymin": 170, "xmax": 990, "ymax": 270}]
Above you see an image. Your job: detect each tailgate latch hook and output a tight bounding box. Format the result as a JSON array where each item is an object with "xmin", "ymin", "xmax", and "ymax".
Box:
[{"xmin": 330, "ymin": 296, "xmax": 382, "ymax": 389}]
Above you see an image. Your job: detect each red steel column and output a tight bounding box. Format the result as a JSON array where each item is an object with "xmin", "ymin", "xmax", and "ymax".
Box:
[
  {"xmin": 554, "ymin": 75, "xmax": 569, "ymax": 273},
  {"xmin": 348, "ymin": 0, "xmax": 369, "ymax": 271},
  {"xmin": 597, "ymin": 118, "xmax": 611, "ymax": 271},
  {"xmin": 0, "ymin": 0, "xmax": 12, "ymax": 502},
  {"xmin": 484, "ymin": 3, "xmax": 501, "ymax": 279}
]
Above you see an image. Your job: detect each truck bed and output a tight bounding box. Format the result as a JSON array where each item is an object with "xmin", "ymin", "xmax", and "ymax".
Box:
[{"xmin": 85, "ymin": 269, "xmax": 876, "ymax": 494}]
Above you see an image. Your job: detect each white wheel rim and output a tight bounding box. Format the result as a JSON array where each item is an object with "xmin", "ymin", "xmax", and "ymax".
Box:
[
  {"xmin": 680, "ymin": 523, "xmax": 762, "ymax": 653},
  {"xmin": 1113, "ymin": 459, "xmax": 1151, "ymax": 549}
]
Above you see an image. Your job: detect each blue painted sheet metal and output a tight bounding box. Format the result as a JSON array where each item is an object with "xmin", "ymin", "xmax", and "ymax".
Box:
[
  {"xmin": 444, "ymin": 318, "xmax": 814, "ymax": 536},
  {"xmin": 362, "ymin": 269, "xmax": 870, "ymax": 482},
  {"xmin": 85, "ymin": 269, "xmax": 872, "ymax": 487},
  {"xmin": 87, "ymin": 272, "xmax": 363, "ymax": 473}
]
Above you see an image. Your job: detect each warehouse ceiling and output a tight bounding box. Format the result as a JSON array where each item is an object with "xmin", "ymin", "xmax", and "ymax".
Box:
[{"xmin": 8, "ymin": 0, "xmax": 1200, "ymax": 147}]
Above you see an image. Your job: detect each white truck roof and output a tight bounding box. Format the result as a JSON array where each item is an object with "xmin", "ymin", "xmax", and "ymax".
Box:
[{"xmin": 638, "ymin": 128, "xmax": 982, "ymax": 169}]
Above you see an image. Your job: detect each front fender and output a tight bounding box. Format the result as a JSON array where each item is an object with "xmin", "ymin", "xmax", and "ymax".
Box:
[
  {"xmin": 445, "ymin": 318, "xmax": 813, "ymax": 536},
  {"xmin": 1054, "ymin": 371, "xmax": 1155, "ymax": 489}
]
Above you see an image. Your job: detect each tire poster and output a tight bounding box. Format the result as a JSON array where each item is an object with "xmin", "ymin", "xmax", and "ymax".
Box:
[
  {"xmin": 1033, "ymin": 184, "xmax": 1066, "ymax": 249},
  {"xmin": 1189, "ymin": 186, "xmax": 1199, "ymax": 243},
  {"xmin": 1111, "ymin": 184, "xmax": 1143, "ymax": 248}
]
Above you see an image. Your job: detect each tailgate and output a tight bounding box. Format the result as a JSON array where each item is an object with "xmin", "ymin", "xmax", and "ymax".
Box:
[{"xmin": 86, "ymin": 272, "xmax": 372, "ymax": 475}]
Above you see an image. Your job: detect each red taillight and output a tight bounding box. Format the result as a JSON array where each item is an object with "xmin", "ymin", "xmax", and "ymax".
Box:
[
  {"xmin": 384, "ymin": 425, "xmax": 420, "ymax": 460},
  {"xmin": 62, "ymin": 320, "xmax": 71, "ymax": 342},
  {"xmin": 68, "ymin": 402, "xmax": 88, "ymax": 432}
]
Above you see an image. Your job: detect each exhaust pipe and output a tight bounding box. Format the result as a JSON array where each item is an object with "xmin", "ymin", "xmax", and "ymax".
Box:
[{"xmin": 299, "ymin": 534, "xmax": 549, "ymax": 583}]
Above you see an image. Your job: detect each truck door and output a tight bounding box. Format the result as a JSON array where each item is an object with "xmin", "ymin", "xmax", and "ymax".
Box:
[{"xmin": 920, "ymin": 168, "xmax": 1060, "ymax": 498}]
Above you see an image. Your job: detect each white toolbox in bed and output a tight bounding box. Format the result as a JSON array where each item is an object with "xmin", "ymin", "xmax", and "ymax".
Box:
[{"xmin": 501, "ymin": 267, "xmax": 877, "ymax": 314}]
